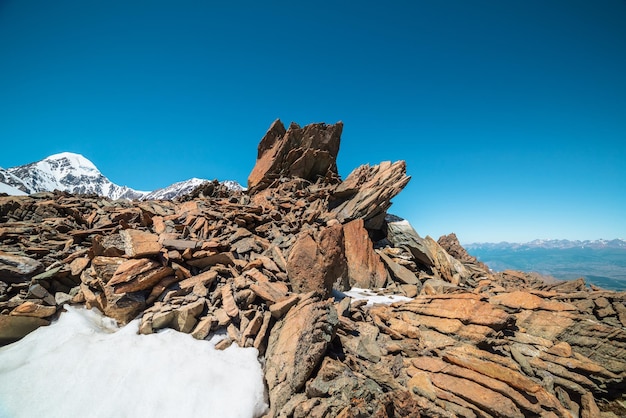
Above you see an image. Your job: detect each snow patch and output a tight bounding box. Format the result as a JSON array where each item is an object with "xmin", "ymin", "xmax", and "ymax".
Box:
[
  {"xmin": 339, "ymin": 287, "xmax": 413, "ymax": 307},
  {"xmin": 0, "ymin": 306, "xmax": 268, "ymax": 418}
]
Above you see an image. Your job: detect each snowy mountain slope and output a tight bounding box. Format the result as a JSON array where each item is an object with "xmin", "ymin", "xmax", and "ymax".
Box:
[
  {"xmin": 0, "ymin": 181, "xmax": 27, "ymax": 196},
  {"xmin": 2, "ymin": 153, "xmax": 243, "ymax": 201},
  {"xmin": 142, "ymin": 178, "xmax": 245, "ymax": 200},
  {"xmin": 0, "ymin": 167, "xmax": 31, "ymax": 193},
  {"xmin": 142, "ymin": 178, "xmax": 209, "ymax": 200},
  {"xmin": 6, "ymin": 153, "xmax": 147, "ymax": 200}
]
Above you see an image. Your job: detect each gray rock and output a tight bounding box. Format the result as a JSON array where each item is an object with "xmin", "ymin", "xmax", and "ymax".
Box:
[{"xmin": 0, "ymin": 252, "xmax": 44, "ymax": 283}]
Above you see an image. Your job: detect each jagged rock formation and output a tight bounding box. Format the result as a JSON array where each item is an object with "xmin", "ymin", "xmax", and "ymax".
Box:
[
  {"xmin": 1, "ymin": 120, "xmax": 625, "ymax": 417},
  {"xmin": 247, "ymin": 120, "xmax": 343, "ymax": 192}
]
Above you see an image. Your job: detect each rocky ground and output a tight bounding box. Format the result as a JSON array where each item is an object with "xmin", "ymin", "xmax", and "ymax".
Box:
[{"xmin": 1, "ymin": 120, "xmax": 625, "ymax": 417}]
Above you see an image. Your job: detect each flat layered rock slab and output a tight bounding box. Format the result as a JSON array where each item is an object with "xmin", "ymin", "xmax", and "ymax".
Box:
[{"xmin": 398, "ymin": 295, "xmax": 512, "ymax": 329}]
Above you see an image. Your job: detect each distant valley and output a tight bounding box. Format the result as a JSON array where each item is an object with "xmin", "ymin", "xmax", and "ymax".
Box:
[{"xmin": 466, "ymin": 239, "xmax": 626, "ymax": 290}]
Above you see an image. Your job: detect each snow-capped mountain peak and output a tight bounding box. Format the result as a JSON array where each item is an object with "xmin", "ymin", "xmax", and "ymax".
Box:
[
  {"xmin": 43, "ymin": 152, "xmax": 99, "ymax": 176},
  {"xmin": 5, "ymin": 153, "xmax": 146, "ymax": 200},
  {"xmin": 1, "ymin": 153, "xmax": 243, "ymax": 201}
]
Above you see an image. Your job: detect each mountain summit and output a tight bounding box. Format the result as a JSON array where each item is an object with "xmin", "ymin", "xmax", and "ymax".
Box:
[
  {"xmin": 0, "ymin": 152, "xmax": 242, "ymax": 200},
  {"xmin": 4, "ymin": 152, "xmax": 145, "ymax": 200}
]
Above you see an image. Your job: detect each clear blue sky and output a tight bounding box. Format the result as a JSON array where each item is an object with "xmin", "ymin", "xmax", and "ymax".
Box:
[{"xmin": 1, "ymin": 1, "xmax": 625, "ymax": 243}]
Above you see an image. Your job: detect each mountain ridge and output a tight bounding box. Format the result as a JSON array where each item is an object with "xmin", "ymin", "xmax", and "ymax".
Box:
[
  {"xmin": 0, "ymin": 152, "xmax": 242, "ymax": 200},
  {"xmin": 466, "ymin": 238, "xmax": 626, "ymax": 250}
]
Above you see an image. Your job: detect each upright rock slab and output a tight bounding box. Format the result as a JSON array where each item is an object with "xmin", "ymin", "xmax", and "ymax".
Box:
[
  {"xmin": 286, "ymin": 225, "xmax": 347, "ymax": 297},
  {"xmin": 264, "ymin": 293, "xmax": 339, "ymax": 416},
  {"xmin": 343, "ymin": 219, "xmax": 389, "ymax": 288}
]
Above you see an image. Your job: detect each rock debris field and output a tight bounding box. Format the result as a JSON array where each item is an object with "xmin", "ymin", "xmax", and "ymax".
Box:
[{"xmin": 1, "ymin": 120, "xmax": 625, "ymax": 417}]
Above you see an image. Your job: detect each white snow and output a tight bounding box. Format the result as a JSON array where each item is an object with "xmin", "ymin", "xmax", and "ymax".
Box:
[
  {"xmin": 0, "ymin": 182, "xmax": 27, "ymax": 195},
  {"xmin": 340, "ymin": 287, "xmax": 413, "ymax": 307},
  {"xmin": 44, "ymin": 152, "xmax": 99, "ymax": 174},
  {"xmin": 0, "ymin": 306, "xmax": 268, "ymax": 418},
  {"xmin": 142, "ymin": 177, "xmax": 209, "ymax": 200}
]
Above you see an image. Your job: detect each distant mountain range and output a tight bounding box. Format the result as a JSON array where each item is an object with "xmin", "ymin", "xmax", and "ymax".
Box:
[
  {"xmin": 466, "ymin": 238, "xmax": 626, "ymax": 251},
  {"xmin": 466, "ymin": 239, "xmax": 626, "ymax": 290},
  {"xmin": 0, "ymin": 152, "xmax": 243, "ymax": 200}
]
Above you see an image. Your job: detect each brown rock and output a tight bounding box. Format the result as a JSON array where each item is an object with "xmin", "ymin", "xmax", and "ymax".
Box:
[
  {"xmin": 172, "ymin": 299, "xmax": 205, "ymax": 333},
  {"xmin": 430, "ymin": 373, "xmax": 524, "ymax": 418},
  {"xmin": 407, "ymin": 371, "xmax": 437, "ymax": 401},
  {"xmin": 399, "ymin": 296, "xmax": 512, "ymax": 329},
  {"xmin": 107, "ymin": 258, "xmax": 173, "ymax": 294},
  {"xmin": 178, "ymin": 270, "xmax": 218, "ymax": 291},
  {"xmin": 10, "ymin": 301, "xmax": 57, "ymax": 318},
  {"xmin": 0, "ymin": 315, "xmax": 49, "ymax": 346},
  {"xmin": 377, "ymin": 249, "xmax": 418, "ymax": 285},
  {"xmin": 69, "ymin": 257, "xmax": 90, "ymax": 277},
  {"xmin": 343, "ymin": 219, "xmax": 389, "ymax": 288},
  {"xmin": 265, "ymin": 293, "xmax": 338, "ymax": 415},
  {"xmin": 287, "ymin": 226, "xmax": 347, "ymax": 297},
  {"xmin": 329, "ymin": 161, "xmax": 410, "ymax": 229},
  {"xmin": 120, "ymin": 229, "xmax": 161, "ymax": 258},
  {"xmin": 580, "ymin": 391, "xmax": 601, "ymax": 418},
  {"xmin": 247, "ymin": 120, "xmax": 343, "ymax": 192},
  {"xmin": 191, "ymin": 315, "xmax": 217, "ymax": 340},
  {"xmin": 269, "ymin": 294, "xmax": 300, "ymax": 318},
  {"xmin": 92, "ymin": 234, "xmax": 126, "ymax": 257},
  {"xmin": 221, "ymin": 283, "xmax": 239, "ymax": 318}
]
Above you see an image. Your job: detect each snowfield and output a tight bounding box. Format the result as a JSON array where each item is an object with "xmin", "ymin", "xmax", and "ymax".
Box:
[{"xmin": 0, "ymin": 306, "xmax": 268, "ymax": 418}]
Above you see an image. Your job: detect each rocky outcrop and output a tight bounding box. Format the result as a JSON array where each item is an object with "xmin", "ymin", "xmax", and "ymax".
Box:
[
  {"xmin": 1, "ymin": 120, "xmax": 625, "ymax": 417},
  {"xmin": 329, "ymin": 160, "xmax": 411, "ymax": 229},
  {"xmin": 247, "ymin": 120, "xmax": 343, "ymax": 192}
]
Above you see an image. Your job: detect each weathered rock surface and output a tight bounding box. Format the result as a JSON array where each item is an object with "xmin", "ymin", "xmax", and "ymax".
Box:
[
  {"xmin": 344, "ymin": 219, "xmax": 389, "ymax": 288},
  {"xmin": 248, "ymin": 119, "xmax": 343, "ymax": 192},
  {"xmin": 0, "ymin": 315, "xmax": 49, "ymax": 345},
  {"xmin": 329, "ymin": 161, "xmax": 410, "ymax": 229},
  {"xmin": 0, "ymin": 252, "xmax": 44, "ymax": 282},
  {"xmin": 287, "ymin": 225, "xmax": 347, "ymax": 297},
  {"xmin": 265, "ymin": 293, "xmax": 338, "ymax": 415},
  {"xmin": 1, "ymin": 120, "xmax": 625, "ymax": 417}
]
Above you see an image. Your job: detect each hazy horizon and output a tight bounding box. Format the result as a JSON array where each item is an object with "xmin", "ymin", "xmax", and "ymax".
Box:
[{"xmin": 1, "ymin": 1, "xmax": 624, "ymax": 244}]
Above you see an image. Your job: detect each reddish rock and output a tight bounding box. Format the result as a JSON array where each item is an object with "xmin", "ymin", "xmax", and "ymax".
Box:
[
  {"xmin": 329, "ymin": 161, "xmax": 410, "ymax": 229},
  {"xmin": 343, "ymin": 219, "xmax": 389, "ymax": 288},
  {"xmin": 108, "ymin": 259, "xmax": 174, "ymax": 294},
  {"xmin": 264, "ymin": 293, "xmax": 338, "ymax": 416},
  {"xmin": 120, "ymin": 229, "xmax": 161, "ymax": 258},
  {"xmin": 399, "ymin": 295, "xmax": 512, "ymax": 329},
  {"xmin": 287, "ymin": 225, "xmax": 347, "ymax": 297},
  {"xmin": 248, "ymin": 119, "xmax": 343, "ymax": 192}
]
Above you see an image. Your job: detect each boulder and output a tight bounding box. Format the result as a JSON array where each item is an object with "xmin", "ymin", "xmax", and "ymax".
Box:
[
  {"xmin": 287, "ymin": 225, "xmax": 347, "ymax": 297},
  {"xmin": 387, "ymin": 220, "xmax": 470, "ymax": 284},
  {"xmin": 0, "ymin": 315, "xmax": 49, "ymax": 346}
]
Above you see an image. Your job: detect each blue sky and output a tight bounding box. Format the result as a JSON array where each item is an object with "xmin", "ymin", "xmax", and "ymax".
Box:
[{"xmin": 1, "ymin": 1, "xmax": 625, "ymax": 243}]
